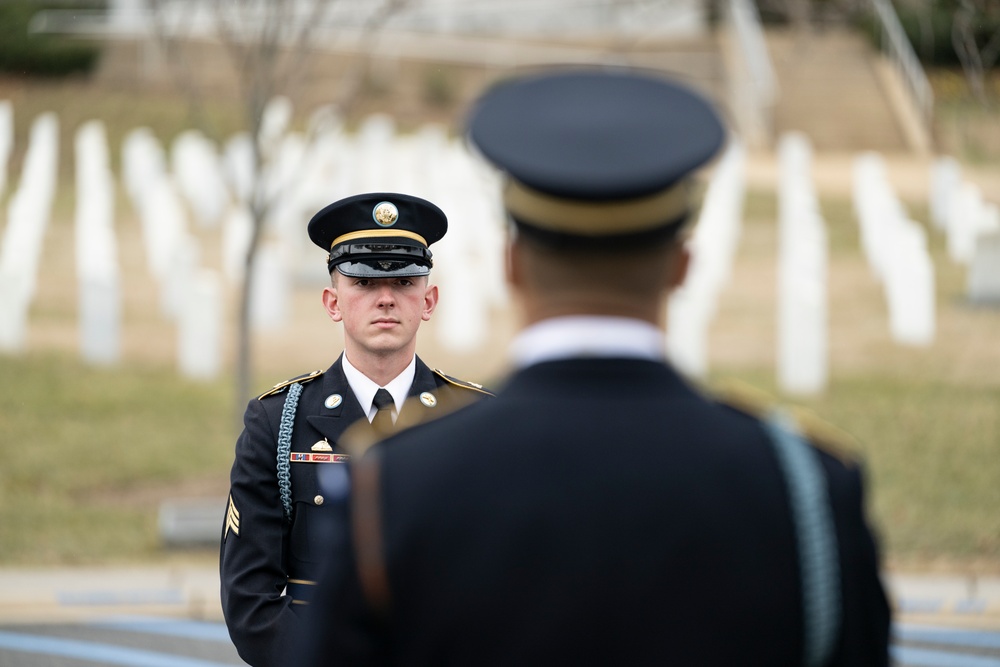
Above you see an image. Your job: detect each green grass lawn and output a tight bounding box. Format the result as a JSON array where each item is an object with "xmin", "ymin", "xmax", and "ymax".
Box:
[
  {"xmin": 1, "ymin": 348, "xmax": 997, "ymax": 568},
  {"xmin": 0, "ymin": 54, "xmax": 996, "ymax": 572},
  {"xmin": 708, "ymin": 368, "xmax": 1000, "ymax": 570},
  {"xmin": 0, "ymin": 353, "xmax": 235, "ymax": 565}
]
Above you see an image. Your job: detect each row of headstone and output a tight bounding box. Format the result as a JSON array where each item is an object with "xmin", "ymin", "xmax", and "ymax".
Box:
[
  {"xmin": 426, "ymin": 132, "xmax": 508, "ymax": 353},
  {"xmin": 75, "ymin": 120, "xmax": 122, "ymax": 365},
  {"xmin": 776, "ymin": 133, "xmax": 828, "ymax": 396},
  {"xmin": 172, "ymin": 129, "xmax": 228, "ymax": 230},
  {"xmin": 0, "ymin": 112, "xmax": 60, "ymax": 353},
  {"xmin": 929, "ymin": 156, "xmax": 1000, "ymax": 303},
  {"xmin": 230, "ymin": 104, "xmax": 508, "ymax": 352},
  {"xmin": 121, "ymin": 126, "xmax": 225, "ymax": 379},
  {"xmin": 853, "ymin": 153, "xmax": 935, "ymax": 346},
  {"xmin": 4, "ymin": 96, "xmax": 992, "ymax": 390},
  {"xmin": 666, "ymin": 140, "xmax": 747, "ymax": 378}
]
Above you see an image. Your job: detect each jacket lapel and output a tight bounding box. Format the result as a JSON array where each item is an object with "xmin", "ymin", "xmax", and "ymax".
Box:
[
  {"xmin": 402, "ymin": 356, "xmax": 444, "ymax": 422},
  {"xmin": 305, "ymin": 356, "xmax": 368, "ymax": 447}
]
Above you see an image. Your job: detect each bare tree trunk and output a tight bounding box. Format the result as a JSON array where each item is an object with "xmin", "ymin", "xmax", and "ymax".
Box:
[{"xmin": 953, "ymin": 0, "xmax": 988, "ymax": 105}]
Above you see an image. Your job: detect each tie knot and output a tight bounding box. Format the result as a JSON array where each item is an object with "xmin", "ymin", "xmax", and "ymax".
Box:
[{"xmin": 373, "ymin": 388, "xmax": 394, "ymax": 412}]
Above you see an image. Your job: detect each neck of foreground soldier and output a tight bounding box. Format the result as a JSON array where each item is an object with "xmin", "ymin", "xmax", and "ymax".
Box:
[{"xmin": 517, "ymin": 288, "xmax": 667, "ymax": 329}]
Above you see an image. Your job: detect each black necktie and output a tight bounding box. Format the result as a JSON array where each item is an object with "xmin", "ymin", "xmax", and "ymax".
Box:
[{"xmin": 372, "ymin": 388, "xmax": 394, "ymax": 433}]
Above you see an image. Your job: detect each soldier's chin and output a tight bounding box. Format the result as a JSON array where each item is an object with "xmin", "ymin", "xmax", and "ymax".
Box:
[{"xmin": 365, "ymin": 332, "xmax": 407, "ymax": 352}]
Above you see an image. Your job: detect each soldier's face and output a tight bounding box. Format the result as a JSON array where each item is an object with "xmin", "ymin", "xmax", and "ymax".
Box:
[{"xmin": 322, "ymin": 274, "xmax": 438, "ymax": 357}]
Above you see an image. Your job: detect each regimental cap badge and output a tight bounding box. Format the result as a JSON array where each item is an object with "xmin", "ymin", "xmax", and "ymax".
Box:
[{"xmin": 372, "ymin": 201, "xmax": 399, "ymax": 227}]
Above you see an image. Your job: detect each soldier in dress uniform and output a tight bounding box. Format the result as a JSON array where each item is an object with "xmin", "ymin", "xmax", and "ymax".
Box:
[
  {"xmin": 297, "ymin": 68, "xmax": 891, "ymax": 666},
  {"xmin": 220, "ymin": 192, "xmax": 493, "ymax": 667}
]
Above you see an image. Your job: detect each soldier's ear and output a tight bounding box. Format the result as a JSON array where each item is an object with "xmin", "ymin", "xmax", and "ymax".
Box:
[
  {"xmin": 322, "ymin": 285, "xmax": 343, "ymax": 322},
  {"xmin": 666, "ymin": 243, "xmax": 690, "ymax": 292},
  {"xmin": 505, "ymin": 235, "xmax": 523, "ymax": 290},
  {"xmin": 421, "ymin": 284, "xmax": 439, "ymax": 321}
]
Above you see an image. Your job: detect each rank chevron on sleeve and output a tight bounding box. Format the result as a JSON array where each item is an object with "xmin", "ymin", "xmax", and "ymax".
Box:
[{"xmin": 224, "ymin": 495, "xmax": 240, "ymax": 539}]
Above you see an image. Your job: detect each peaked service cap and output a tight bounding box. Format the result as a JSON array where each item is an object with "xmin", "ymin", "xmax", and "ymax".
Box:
[
  {"xmin": 308, "ymin": 192, "xmax": 447, "ymax": 278},
  {"xmin": 466, "ymin": 67, "xmax": 726, "ymax": 240}
]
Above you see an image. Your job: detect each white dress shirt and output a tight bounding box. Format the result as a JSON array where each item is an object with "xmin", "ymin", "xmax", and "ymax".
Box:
[
  {"xmin": 342, "ymin": 353, "xmax": 416, "ymax": 423},
  {"xmin": 509, "ymin": 316, "xmax": 666, "ymax": 369}
]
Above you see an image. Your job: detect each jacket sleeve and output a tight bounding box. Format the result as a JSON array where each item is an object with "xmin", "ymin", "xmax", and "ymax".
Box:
[
  {"xmin": 220, "ymin": 396, "xmax": 300, "ymax": 667},
  {"xmin": 826, "ymin": 459, "xmax": 892, "ymax": 667}
]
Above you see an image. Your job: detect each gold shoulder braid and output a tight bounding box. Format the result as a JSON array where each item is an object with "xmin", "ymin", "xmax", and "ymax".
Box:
[
  {"xmin": 338, "ymin": 385, "xmax": 485, "ymax": 459},
  {"xmin": 257, "ymin": 369, "xmax": 324, "ymax": 400},
  {"xmin": 432, "ymin": 369, "xmax": 495, "ymax": 397},
  {"xmin": 713, "ymin": 379, "xmax": 859, "ymax": 467}
]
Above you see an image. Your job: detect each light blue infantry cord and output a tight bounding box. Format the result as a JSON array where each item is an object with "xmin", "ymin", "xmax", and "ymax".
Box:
[
  {"xmin": 763, "ymin": 410, "xmax": 842, "ymax": 667},
  {"xmin": 276, "ymin": 382, "xmax": 304, "ymax": 522}
]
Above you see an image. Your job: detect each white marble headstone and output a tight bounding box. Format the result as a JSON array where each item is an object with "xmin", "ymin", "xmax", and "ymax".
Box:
[
  {"xmin": 0, "ymin": 112, "xmax": 59, "ymax": 352},
  {"xmin": 776, "ymin": 133, "xmax": 827, "ymax": 395},
  {"xmin": 968, "ymin": 230, "xmax": 1000, "ymax": 304},
  {"xmin": 250, "ymin": 241, "xmax": 289, "ymax": 332},
  {"xmin": 666, "ymin": 141, "xmax": 746, "ymax": 377},
  {"xmin": 0, "ymin": 100, "xmax": 12, "ymax": 199},
  {"xmin": 74, "ymin": 120, "xmax": 121, "ymax": 365},
  {"xmin": 178, "ymin": 269, "xmax": 222, "ymax": 381},
  {"xmin": 172, "ymin": 129, "xmax": 229, "ymax": 230}
]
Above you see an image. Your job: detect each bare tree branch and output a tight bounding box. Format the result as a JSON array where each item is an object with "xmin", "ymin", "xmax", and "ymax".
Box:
[
  {"xmin": 336, "ymin": 0, "xmax": 413, "ymax": 115},
  {"xmin": 148, "ymin": 0, "xmax": 221, "ymax": 137}
]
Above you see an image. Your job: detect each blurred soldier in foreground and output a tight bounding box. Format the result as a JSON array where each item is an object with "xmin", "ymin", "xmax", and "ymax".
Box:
[
  {"xmin": 220, "ymin": 192, "xmax": 492, "ymax": 667},
  {"xmin": 298, "ymin": 70, "xmax": 891, "ymax": 666}
]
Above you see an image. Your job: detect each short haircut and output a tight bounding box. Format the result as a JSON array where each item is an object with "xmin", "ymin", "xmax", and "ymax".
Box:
[{"xmin": 512, "ymin": 217, "xmax": 687, "ymax": 302}]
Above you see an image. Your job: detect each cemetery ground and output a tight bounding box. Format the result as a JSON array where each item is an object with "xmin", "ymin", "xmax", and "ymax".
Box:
[
  {"xmin": 0, "ymin": 64, "xmax": 998, "ymax": 581},
  {"xmin": 0, "ymin": 170, "xmax": 998, "ymax": 577}
]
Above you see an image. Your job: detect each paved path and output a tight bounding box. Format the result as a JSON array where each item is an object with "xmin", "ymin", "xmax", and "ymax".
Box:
[{"xmin": 1, "ymin": 565, "xmax": 999, "ymax": 665}]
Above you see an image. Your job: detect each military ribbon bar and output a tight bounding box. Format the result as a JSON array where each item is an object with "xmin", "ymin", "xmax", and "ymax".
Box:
[{"xmin": 290, "ymin": 452, "xmax": 350, "ymax": 463}]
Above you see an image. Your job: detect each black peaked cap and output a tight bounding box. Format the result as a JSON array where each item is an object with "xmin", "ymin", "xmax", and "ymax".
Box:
[
  {"xmin": 308, "ymin": 192, "xmax": 447, "ymax": 277},
  {"xmin": 466, "ymin": 68, "xmax": 726, "ymax": 241}
]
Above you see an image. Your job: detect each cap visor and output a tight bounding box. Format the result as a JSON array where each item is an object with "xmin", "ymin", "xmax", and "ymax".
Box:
[{"xmin": 335, "ymin": 260, "xmax": 431, "ymax": 278}]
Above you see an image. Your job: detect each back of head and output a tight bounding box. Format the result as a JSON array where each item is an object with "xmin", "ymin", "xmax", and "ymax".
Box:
[{"xmin": 465, "ymin": 67, "xmax": 726, "ymax": 318}]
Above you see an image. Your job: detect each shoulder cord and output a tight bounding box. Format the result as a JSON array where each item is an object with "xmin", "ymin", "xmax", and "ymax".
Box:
[
  {"xmin": 277, "ymin": 382, "xmax": 304, "ymax": 523},
  {"xmin": 764, "ymin": 410, "xmax": 842, "ymax": 667}
]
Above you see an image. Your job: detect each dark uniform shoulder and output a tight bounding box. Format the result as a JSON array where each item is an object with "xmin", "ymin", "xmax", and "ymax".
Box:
[
  {"xmin": 432, "ymin": 369, "xmax": 496, "ymax": 397},
  {"xmin": 256, "ymin": 369, "xmax": 325, "ymax": 400},
  {"xmin": 712, "ymin": 379, "xmax": 859, "ymax": 467}
]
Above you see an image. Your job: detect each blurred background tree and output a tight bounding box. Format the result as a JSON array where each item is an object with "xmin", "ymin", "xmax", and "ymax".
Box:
[{"xmin": 144, "ymin": 0, "xmax": 411, "ymax": 426}]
